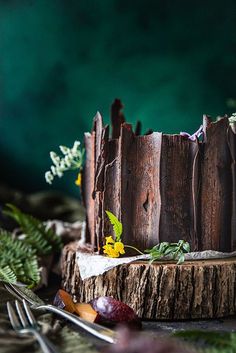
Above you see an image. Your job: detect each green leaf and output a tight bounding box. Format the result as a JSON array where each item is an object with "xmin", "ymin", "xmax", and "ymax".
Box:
[
  {"xmin": 0, "ymin": 229, "xmax": 40, "ymax": 287},
  {"xmin": 4, "ymin": 204, "xmax": 62, "ymax": 256},
  {"xmin": 145, "ymin": 240, "xmax": 190, "ymax": 265},
  {"xmin": 177, "ymin": 253, "xmax": 185, "ymax": 264},
  {"xmin": 183, "ymin": 242, "xmax": 190, "ymax": 252},
  {"xmin": 0, "ymin": 266, "xmax": 17, "ymax": 284},
  {"xmin": 105, "ymin": 210, "xmax": 123, "ymax": 241}
]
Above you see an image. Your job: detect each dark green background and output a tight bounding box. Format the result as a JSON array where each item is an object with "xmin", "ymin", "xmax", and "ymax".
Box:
[{"xmin": 0, "ymin": 0, "xmax": 236, "ymax": 196}]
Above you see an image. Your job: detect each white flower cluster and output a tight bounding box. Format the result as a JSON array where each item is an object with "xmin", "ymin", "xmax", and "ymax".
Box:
[{"xmin": 45, "ymin": 140, "xmax": 84, "ymax": 184}]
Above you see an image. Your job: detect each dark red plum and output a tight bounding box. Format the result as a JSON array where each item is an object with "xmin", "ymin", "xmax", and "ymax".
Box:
[{"xmin": 90, "ymin": 296, "xmax": 141, "ymax": 327}]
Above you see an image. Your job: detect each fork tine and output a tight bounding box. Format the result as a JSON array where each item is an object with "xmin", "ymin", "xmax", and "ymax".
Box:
[
  {"xmin": 6, "ymin": 302, "xmax": 21, "ymax": 329},
  {"xmin": 15, "ymin": 300, "xmax": 29, "ymax": 328},
  {"xmin": 23, "ymin": 299, "xmax": 37, "ymax": 327}
]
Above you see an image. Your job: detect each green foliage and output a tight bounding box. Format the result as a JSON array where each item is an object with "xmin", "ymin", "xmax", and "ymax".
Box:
[
  {"xmin": 0, "ymin": 229, "xmax": 40, "ymax": 287},
  {"xmin": 0, "ymin": 265, "xmax": 17, "ymax": 284},
  {"xmin": 105, "ymin": 210, "xmax": 123, "ymax": 241},
  {"xmin": 0, "ymin": 204, "xmax": 63, "ymax": 287},
  {"xmin": 145, "ymin": 240, "xmax": 190, "ymax": 264},
  {"xmin": 3, "ymin": 204, "xmax": 62, "ymax": 256},
  {"xmin": 173, "ymin": 330, "xmax": 236, "ymax": 353}
]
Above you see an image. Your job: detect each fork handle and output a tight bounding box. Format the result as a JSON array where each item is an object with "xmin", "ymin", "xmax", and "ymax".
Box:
[
  {"xmin": 32, "ymin": 331, "xmax": 57, "ymax": 353},
  {"xmin": 39, "ymin": 304, "xmax": 116, "ymax": 344}
]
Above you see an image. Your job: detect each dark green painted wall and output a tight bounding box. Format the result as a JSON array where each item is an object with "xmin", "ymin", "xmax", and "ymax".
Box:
[{"xmin": 0, "ymin": 0, "xmax": 236, "ymax": 195}]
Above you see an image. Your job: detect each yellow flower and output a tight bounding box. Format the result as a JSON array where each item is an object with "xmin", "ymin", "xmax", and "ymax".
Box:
[
  {"xmin": 114, "ymin": 241, "xmax": 125, "ymax": 254},
  {"xmin": 105, "ymin": 236, "xmax": 115, "ymax": 244},
  {"xmin": 75, "ymin": 173, "xmax": 82, "ymax": 187},
  {"xmin": 103, "ymin": 244, "xmax": 119, "ymax": 257},
  {"xmin": 103, "ymin": 238, "xmax": 125, "ymax": 258}
]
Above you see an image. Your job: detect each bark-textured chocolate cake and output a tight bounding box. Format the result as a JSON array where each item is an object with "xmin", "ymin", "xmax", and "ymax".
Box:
[
  {"xmin": 83, "ymin": 99, "xmax": 236, "ymax": 253},
  {"xmin": 62, "ymin": 100, "xmax": 236, "ymax": 320}
]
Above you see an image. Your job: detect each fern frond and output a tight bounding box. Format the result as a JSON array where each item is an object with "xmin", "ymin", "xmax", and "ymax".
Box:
[
  {"xmin": 4, "ymin": 204, "xmax": 62, "ymax": 255},
  {"xmin": 105, "ymin": 210, "xmax": 123, "ymax": 241},
  {"xmin": 20, "ymin": 256, "xmax": 41, "ymax": 287},
  {"xmin": 0, "ymin": 229, "xmax": 40, "ymax": 286},
  {"xmin": 0, "ymin": 265, "xmax": 17, "ymax": 283}
]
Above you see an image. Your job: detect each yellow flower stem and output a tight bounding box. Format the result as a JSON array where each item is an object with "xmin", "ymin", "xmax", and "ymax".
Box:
[{"xmin": 124, "ymin": 245, "xmax": 144, "ymax": 255}]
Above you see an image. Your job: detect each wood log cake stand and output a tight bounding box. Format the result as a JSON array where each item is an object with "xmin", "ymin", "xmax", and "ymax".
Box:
[{"xmin": 62, "ymin": 242, "xmax": 236, "ymax": 320}]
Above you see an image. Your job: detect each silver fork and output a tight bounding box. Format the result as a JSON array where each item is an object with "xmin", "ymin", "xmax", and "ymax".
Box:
[
  {"xmin": 7, "ymin": 299, "xmax": 59, "ymax": 353},
  {"xmin": 4, "ymin": 283, "xmax": 116, "ymax": 344}
]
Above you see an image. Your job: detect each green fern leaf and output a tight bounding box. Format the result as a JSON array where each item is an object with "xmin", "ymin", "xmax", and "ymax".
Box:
[
  {"xmin": 4, "ymin": 204, "xmax": 62, "ymax": 255},
  {"xmin": 0, "ymin": 229, "xmax": 40, "ymax": 287},
  {"xmin": 105, "ymin": 210, "xmax": 123, "ymax": 241},
  {"xmin": 0, "ymin": 266, "xmax": 17, "ymax": 283}
]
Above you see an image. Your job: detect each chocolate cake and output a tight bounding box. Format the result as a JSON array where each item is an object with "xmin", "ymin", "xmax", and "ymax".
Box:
[{"xmin": 82, "ymin": 99, "xmax": 236, "ymax": 253}]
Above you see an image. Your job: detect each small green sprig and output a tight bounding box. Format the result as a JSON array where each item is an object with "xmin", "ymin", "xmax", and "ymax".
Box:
[
  {"xmin": 45, "ymin": 140, "xmax": 84, "ymax": 184},
  {"xmin": 145, "ymin": 240, "xmax": 190, "ymax": 264},
  {"xmin": 105, "ymin": 210, "xmax": 123, "ymax": 241}
]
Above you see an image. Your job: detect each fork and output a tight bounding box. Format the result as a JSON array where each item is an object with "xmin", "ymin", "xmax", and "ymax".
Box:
[
  {"xmin": 4, "ymin": 283, "xmax": 117, "ymax": 344},
  {"xmin": 7, "ymin": 299, "xmax": 59, "ymax": 353}
]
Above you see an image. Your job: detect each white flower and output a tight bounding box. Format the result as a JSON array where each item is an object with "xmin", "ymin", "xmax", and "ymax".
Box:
[
  {"xmin": 67, "ymin": 152, "xmax": 74, "ymax": 160},
  {"xmin": 72, "ymin": 141, "xmax": 80, "ymax": 155},
  {"xmin": 51, "ymin": 166, "xmax": 57, "ymax": 175},
  {"xmin": 45, "ymin": 140, "xmax": 84, "ymax": 185},
  {"xmin": 45, "ymin": 171, "xmax": 54, "ymax": 184},
  {"xmin": 50, "ymin": 152, "xmax": 60, "ymax": 166},
  {"xmin": 65, "ymin": 155, "xmax": 72, "ymax": 167},
  {"xmin": 59, "ymin": 160, "xmax": 66, "ymax": 169},
  {"xmin": 59, "ymin": 145, "xmax": 69, "ymax": 155},
  {"xmin": 56, "ymin": 168, "xmax": 63, "ymax": 177}
]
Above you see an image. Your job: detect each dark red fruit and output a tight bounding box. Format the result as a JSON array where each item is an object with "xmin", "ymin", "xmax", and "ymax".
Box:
[{"xmin": 90, "ymin": 296, "xmax": 141, "ymax": 327}]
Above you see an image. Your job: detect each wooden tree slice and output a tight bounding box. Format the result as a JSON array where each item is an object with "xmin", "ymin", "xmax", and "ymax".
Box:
[{"xmin": 61, "ymin": 242, "xmax": 236, "ymax": 320}]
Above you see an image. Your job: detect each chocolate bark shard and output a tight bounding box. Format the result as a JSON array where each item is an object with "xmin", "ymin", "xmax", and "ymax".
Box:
[
  {"xmin": 159, "ymin": 135, "xmax": 199, "ymax": 249},
  {"xmin": 119, "ymin": 124, "xmax": 162, "ymax": 250},
  {"xmin": 228, "ymin": 125, "xmax": 236, "ymax": 249},
  {"xmin": 200, "ymin": 117, "xmax": 232, "ymax": 251},
  {"xmin": 83, "ymin": 131, "xmax": 95, "ymax": 245},
  {"xmin": 103, "ymin": 139, "xmax": 121, "ymax": 240},
  {"xmin": 111, "ymin": 99, "xmax": 125, "ymax": 139}
]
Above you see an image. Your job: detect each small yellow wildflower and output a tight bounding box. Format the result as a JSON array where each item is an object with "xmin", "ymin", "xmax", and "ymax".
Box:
[
  {"xmin": 75, "ymin": 173, "xmax": 82, "ymax": 187},
  {"xmin": 114, "ymin": 241, "xmax": 125, "ymax": 254},
  {"xmin": 105, "ymin": 236, "xmax": 115, "ymax": 244},
  {"xmin": 103, "ymin": 244, "xmax": 119, "ymax": 258},
  {"xmin": 103, "ymin": 236, "xmax": 125, "ymax": 258}
]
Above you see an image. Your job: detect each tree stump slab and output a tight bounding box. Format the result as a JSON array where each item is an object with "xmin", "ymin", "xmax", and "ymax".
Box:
[{"xmin": 61, "ymin": 242, "xmax": 236, "ymax": 320}]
